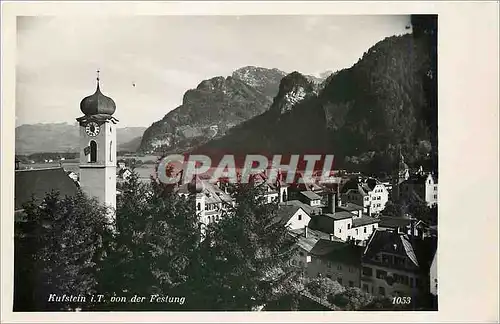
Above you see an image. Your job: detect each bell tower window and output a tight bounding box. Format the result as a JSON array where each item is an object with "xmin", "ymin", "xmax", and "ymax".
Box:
[
  {"xmin": 90, "ymin": 140, "xmax": 97, "ymax": 163},
  {"xmin": 109, "ymin": 141, "xmax": 113, "ymax": 162}
]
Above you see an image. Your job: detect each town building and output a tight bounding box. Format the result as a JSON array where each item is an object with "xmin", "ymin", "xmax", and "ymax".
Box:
[
  {"xmin": 308, "ymin": 192, "xmax": 379, "ymax": 245},
  {"xmin": 400, "ymin": 172, "xmax": 438, "ymax": 207},
  {"xmin": 287, "ymin": 226, "xmax": 364, "ymax": 289},
  {"xmin": 15, "ymin": 167, "xmax": 79, "ymax": 219},
  {"xmin": 429, "ymin": 249, "xmax": 438, "ymax": 296},
  {"xmin": 307, "ymin": 240, "xmax": 364, "ymax": 288},
  {"xmin": 391, "ymin": 149, "xmax": 410, "ymax": 202},
  {"xmin": 360, "ymin": 229, "xmax": 437, "ymax": 298},
  {"xmin": 340, "ymin": 177, "xmax": 389, "ymax": 216},
  {"xmin": 177, "ymin": 176, "xmax": 234, "ymax": 228},
  {"xmin": 117, "ymin": 168, "xmax": 133, "ymax": 183},
  {"xmin": 378, "ymin": 216, "xmax": 429, "ymax": 238},
  {"xmin": 276, "ymin": 204, "xmax": 311, "ymax": 231}
]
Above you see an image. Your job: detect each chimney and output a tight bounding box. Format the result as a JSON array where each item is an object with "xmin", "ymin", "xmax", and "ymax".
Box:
[
  {"xmin": 304, "ymin": 225, "xmax": 308, "ymax": 238},
  {"xmin": 336, "ymin": 185, "xmax": 341, "ymax": 207},
  {"xmin": 327, "ymin": 192, "xmax": 335, "ymax": 214},
  {"xmin": 329, "ymin": 233, "xmax": 335, "ymax": 241}
]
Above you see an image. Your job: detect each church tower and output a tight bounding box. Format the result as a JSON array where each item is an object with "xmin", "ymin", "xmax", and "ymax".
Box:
[
  {"xmin": 391, "ymin": 145, "xmax": 409, "ymax": 203},
  {"xmin": 77, "ymin": 71, "xmax": 118, "ymax": 216}
]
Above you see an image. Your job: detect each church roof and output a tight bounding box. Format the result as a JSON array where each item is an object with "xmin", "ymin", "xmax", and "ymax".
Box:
[
  {"xmin": 15, "ymin": 167, "xmax": 79, "ymax": 211},
  {"xmin": 80, "ymin": 79, "xmax": 116, "ymax": 116}
]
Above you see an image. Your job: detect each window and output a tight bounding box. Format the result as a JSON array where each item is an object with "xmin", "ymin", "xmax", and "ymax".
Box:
[
  {"xmin": 433, "ymin": 195, "xmax": 437, "ymax": 199},
  {"xmin": 348, "ymin": 224, "xmax": 351, "ymax": 229},
  {"xmin": 109, "ymin": 141, "xmax": 113, "ymax": 162},
  {"xmin": 364, "ymin": 227, "xmax": 367, "ymax": 233},
  {"xmin": 362, "ymin": 284, "xmax": 369, "ymax": 292},
  {"xmin": 362, "ymin": 267, "xmax": 373, "ymax": 277},
  {"xmin": 197, "ymin": 203, "xmax": 201, "ymax": 211},
  {"xmin": 299, "ymin": 251, "xmax": 304, "ymax": 257},
  {"xmin": 348, "ymin": 267, "xmax": 354, "ymax": 273},
  {"xmin": 337, "ymin": 264, "xmax": 342, "ymax": 271},
  {"xmin": 410, "ymin": 277, "xmax": 414, "ymax": 288},
  {"xmin": 376, "ymin": 270, "xmax": 387, "ymax": 279},
  {"xmin": 349, "ymin": 281, "xmax": 354, "ymax": 287},
  {"xmin": 337, "ymin": 278, "xmax": 343, "ymax": 285},
  {"xmin": 298, "ymin": 214, "xmax": 302, "ymax": 221},
  {"xmin": 382, "ymin": 254, "xmax": 391, "ymax": 264},
  {"xmin": 379, "ymin": 286, "xmax": 386, "ymax": 296},
  {"xmin": 372, "ymin": 225, "xmax": 375, "ymax": 231},
  {"xmin": 355, "ymin": 229, "xmax": 358, "ymax": 235},
  {"xmin": 339, "ymin": 228, "xmax": 342, "ymax": 233},
  {"xmin": 90, "ymin": 140, "xmax": 97, "ymax": 162},
  {"xmin": 394, "ymin": 256, "xmax": 405, "ymax": 267},
  {"xmin": 326, "ymin": 274, "xmax": 332, "ymax": 279},
  {"xmin": 327, "ymin": 262, "xmax": 332, "ymax": 268}
]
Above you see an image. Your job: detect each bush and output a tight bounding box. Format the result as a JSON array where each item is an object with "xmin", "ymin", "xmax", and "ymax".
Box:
[
  {"xmin": 305, "ymin": 277, "xmax": 345, "ymax": 301},
  {"xmin": 329, "ymin": 287, "xmax": 373, "ymax": 310}
]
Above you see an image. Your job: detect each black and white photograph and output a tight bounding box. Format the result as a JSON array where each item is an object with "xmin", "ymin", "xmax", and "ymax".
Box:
[{"xmin": 1, "ymin": 1, "xmax": 499, "ymax": 322}]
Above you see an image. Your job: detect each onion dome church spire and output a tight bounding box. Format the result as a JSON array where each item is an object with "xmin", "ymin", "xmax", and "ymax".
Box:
[{"xmin": 80, "ymin": 70, "xmax": 116, "ymax": 116}]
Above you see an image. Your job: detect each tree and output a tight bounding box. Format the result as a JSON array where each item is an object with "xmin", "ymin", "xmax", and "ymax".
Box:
[
  {"xmin": 186, "ymin": 182, "xmax": 299, "ymax": 310},
  {"xmin": 95, "ymin": 172, "xmax": 199, "ymax": 311},
  {"xmin": 381, "ymin": 200, "xmax": 404, "ymax": 217},
  {"xmin": 14, "ymin": 190, "xmax": 114, "ymax": 311},
  {"xmin": 305, "ymin": 277, "xmax": 345, "ymax": 301},
  {"xmin": 328, "ymin": 287, "xmax": 373, "ymax": 310}
]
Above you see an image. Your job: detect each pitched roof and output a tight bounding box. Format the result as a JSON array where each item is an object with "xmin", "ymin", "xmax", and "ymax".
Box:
[
  {"xmin": 276, "ymin": 204, "xmax": 303, "ymax": 225},
  {"xmin": 362, "ymin": 229, "xmax": 436, "ymax": 272},
  {"xmin": 321, "ymin": 243, "xmax": 364, "ymax": 266},
  {"xmin": 288, "ymin": 228, "xmax": 336, "ymax": 252},
  {"xmin": 337, "ymin": 202, "xmax": 363, "ymax": 212},
  {"xmin": 309, "ymin": 239, "xmax": 344, "ymax": 256},
  {"xmin": 378, "ymin": 216, "xmax": 412, "ymax": 228},
  {"xmin": 281, "ymin": 199, "xmax": 320, "ymax": 215},
  {"xmin": 352, "ymin": 215, "xmax": 380, "ymax": 228},
  {"xmin": 403, "ymin": 173, "xmax": 438, "ymax": 186},
  {"xmin": 15, "ymin": 167, "xmax": 78, "ymax": 211},
  {"xmin": 300, "ymin": 190, "xmax": 322, "ymax": 201},
  {"xmin": 322, "ymin": 211, "xmax": 353, "ymax": 221},
  {"xmin": 363, "ymin": 229, "xmax": 418, "ymax": 266}
]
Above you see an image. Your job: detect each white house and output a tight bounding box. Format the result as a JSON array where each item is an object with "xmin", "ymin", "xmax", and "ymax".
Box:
[
  {"xmin": 276, "ymin": 204, "xmax": 311, "ymax": 230},
  {"xmin": 400, "ymin": 173, "xmax": 438, "ymax": 207},
  {"xmin": 341, "ymin": 177, "xmax": 389, "ymax": 216}
]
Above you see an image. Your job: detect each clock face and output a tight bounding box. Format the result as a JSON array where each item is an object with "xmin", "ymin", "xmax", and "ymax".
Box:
[{"xmin": 85, "ymin": 122, "xmax": 100, "ymax": 137}]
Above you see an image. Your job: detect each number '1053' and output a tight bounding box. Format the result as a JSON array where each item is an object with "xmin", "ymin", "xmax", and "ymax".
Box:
[{"xmin": 392, "ymin": 296, "xmax": 412, "ymax": 304}]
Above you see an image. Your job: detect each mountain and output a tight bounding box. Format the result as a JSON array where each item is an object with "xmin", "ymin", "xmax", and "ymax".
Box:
[
  {"xmin": 15, "ymin": 123, "xmax": 146, "ymax": 154},
  {"xmin": 138, "ymin": 66, "xmax": 287, "ymax": 153},
  {"xmin": 195, "ymin": 27, "xmax": 438, "ymax": 176}
]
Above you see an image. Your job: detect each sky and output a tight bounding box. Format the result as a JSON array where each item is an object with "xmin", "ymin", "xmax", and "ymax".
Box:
[{"xmin": 16, "ymin": 15, "xmax": 411, "ymax": 128}]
